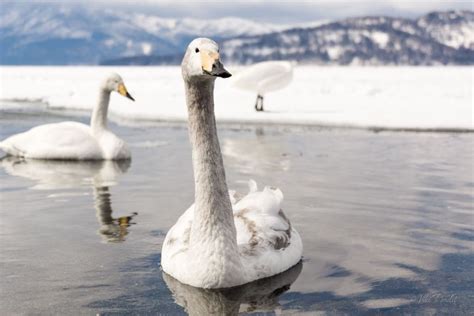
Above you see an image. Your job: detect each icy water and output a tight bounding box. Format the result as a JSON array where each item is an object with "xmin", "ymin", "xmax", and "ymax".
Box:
[{"xmin": 1, "ymin": 110, "xmax": 473, "ymax": 315}]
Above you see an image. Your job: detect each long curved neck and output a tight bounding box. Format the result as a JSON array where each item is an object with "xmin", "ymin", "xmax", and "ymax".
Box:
[
  {"xmin": 185, "ymin": 78, "xmax": 238, "ymax": 253},
  {"xmin": 90, "ymin": 88, "xmax": 110, "ymax": 134}
]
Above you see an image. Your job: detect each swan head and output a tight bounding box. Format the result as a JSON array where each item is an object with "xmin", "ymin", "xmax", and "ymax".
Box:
[
  {"xmin": 103, "ymin": 73, "xmax": 135, "ymax": 101},
  {"xmin": 182, "ymin": 38, "xmax": 231, "ymax": 81}
]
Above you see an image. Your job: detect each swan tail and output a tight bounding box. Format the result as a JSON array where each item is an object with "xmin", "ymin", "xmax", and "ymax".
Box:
[
  {"xmin": 0, "ymin": 142, "xmax": 7, "ymax": 158},
  {"xmin": 234, "ymin": 181, "xmax": 284, "ymax": 217},
  {"xmin": 248, "ymin": 179, "xmax": 258, "ymax": 193},
  {"xmin": 229, "ymin": 190, "xmax": 237, "ymax": 204},
  {"xmin": 0, "ymin": 141, "xmax": 24, "ymax": 157},
  {"xmin": 263, "ymin": 185, "xmax": 284, "ymax": 206},
  {"xmin": 0, "ymin": 141, "xmax": 11, "ymax": 154}
]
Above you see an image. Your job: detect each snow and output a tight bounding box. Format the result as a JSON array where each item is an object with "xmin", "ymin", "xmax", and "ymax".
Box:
[
  {"xmin": 429, "ymin": 23, "xmax": 474, "ymax": 50},
  {"xmin": 103, "ymin": 39, "xmax": 115, "ymax": 47},
  {"xmin": 0, "ymin": 66, "xmax": 472, "ymax": 131},
  {"xmin": 141, "ymin": 43, "xmax": 153, "ymax": 55},
  {"xmin": 250, "ymin": 47, "xmax": 275, "ymax": 57},
  {"xmin": 371, "ymin": 31, "xmax": 390, "ymax": 48},
  {"xmin": 327, "ymin": 47, "xmax": 343, "ymax": 60},
  {"xmin": 417, "ymin": 11, "xmax": 474, "ymax": 50}
]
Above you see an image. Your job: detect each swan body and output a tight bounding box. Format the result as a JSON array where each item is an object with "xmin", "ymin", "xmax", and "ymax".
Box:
[
  {"xmin": 232, "ymin": 61, "xmax": 293, "ymax": 95},
  {"xmin": 232, "ymin": 61, "xmax": 293, "ymax": 111},
  {"xmin": 162, "ymin": 181, "xmax": 303, "ymax": 288},
  {"xmin": 0, "ymin": 122, "xmax": 129, "ymax": 160},
  {"xmin": 161, "ymin": 38, "xmax": 302, "ymax": 289},
  {"xmin": 0, "ymin": 73, "xmax": 134, "ymax": 160}
]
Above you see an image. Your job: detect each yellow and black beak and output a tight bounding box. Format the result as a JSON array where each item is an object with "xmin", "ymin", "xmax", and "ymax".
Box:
[
  {"xmin": 201, "ymin": 50, "xmax": 231, "ymax": 78},
  {"xmin": 118, "ymin": 83, "xmax": 135, "ymax": 101}
]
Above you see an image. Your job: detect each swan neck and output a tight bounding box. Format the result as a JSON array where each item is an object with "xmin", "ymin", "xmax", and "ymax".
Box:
[
  {"xmin": 94, "ymin": 185, "xmax": 113, "ymax": 225},
  {"xmin": 185, "ymin": 78, "xmax": 238, "ymax": 247},
  {"xmin": 91, "ymin": 88, "xmax": 110, "ymax": 133}
]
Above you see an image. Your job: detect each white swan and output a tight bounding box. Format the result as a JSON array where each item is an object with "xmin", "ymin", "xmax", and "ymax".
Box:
[
  {"xmin": 161, "ymin": 38, "xmax": 302, "ymax": 289},
  {"xmin": 232, "ymin": 61, "xmax": 293, "ymax": 111},
  {"xmin": 0, "ymin": 73, "xmax": 134, "ymax": 160}
]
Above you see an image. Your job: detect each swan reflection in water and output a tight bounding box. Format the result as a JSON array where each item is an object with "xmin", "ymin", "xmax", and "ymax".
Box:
[
  {"xmin": 163, "ymin": 261, "xmax": 302, "ymax": 315},
  {"xmin": 94, "ymin": 184, "xmax": 137, "ymax": 243},
  {"xmin": 0, "ymin": 157, "xmax": 136, "ymax": 242}
]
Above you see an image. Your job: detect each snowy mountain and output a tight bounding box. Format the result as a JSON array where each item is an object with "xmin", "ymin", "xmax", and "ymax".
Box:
[
  {"xmin": 1, "ymin": 3, "xmax": 472, "ymax": 65},
  {"xmin": 0, "ymin": 3, "xmax": 282, "ymax": 65},
  {"xmin": 219, "ymin": 11, "xmax": 474, "ymax": 65},
  {"xmin": 418, "ymin": 11, "xmax": 474, "ymax": 50}
]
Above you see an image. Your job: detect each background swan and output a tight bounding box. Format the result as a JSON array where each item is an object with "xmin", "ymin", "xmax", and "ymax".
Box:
[
  {"xmin": 232, "ymin": 61, "xmax": 293, "ymax": 112},
  {"xmin": 161, "ymin": 38, "xmax": 302, "ymax": 289},
  {"xmin": 0, "ymin": 73, "xmax": 134, "ymax": 160}
]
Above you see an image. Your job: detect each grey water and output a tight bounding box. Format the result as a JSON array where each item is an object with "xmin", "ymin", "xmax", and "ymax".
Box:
[{"xmin": 0, "ymin": 109, "xmax": 473, "ymax": 315}]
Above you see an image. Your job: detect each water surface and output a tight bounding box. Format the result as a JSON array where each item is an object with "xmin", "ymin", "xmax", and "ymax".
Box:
[{"xmin": 1, "ymin": 110, "xmax": 473, "ymax": 315}]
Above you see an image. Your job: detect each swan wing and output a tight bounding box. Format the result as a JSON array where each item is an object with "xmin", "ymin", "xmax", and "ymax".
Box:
[
  {"xmin": 256, "ymin": 68, "xmax": 293, "ymax": 94},
  {"xmin": 0, "ymin": 122, "xmax": 103, "ymax": 160},
  {"xmin": 233, "ymin": 181, "xmax": 303, "ymax": 281},
  {"xmin": 232, "ymin": 61, "xmax": 293, "ymax": 94}
]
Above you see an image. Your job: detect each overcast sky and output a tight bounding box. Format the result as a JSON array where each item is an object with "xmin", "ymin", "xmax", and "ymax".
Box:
[{"xmin": 7, "ymin": 0, "xmax": 474, "ymax": 23}]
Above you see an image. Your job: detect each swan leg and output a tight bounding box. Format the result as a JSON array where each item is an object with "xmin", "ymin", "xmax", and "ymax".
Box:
[{"xmin": 255, "ymin": 95, "xmax": 264, "ymax": 112}]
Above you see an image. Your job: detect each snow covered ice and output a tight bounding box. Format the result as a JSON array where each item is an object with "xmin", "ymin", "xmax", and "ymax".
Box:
[{"xmin": 0, "ymin": 66, "xmax": 472, "ymax": 130}]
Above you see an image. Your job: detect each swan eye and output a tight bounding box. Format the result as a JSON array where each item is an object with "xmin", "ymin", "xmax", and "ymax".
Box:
[{"xmin": 195, "ymin": 48, "xmax": 200, "ymax": 53}]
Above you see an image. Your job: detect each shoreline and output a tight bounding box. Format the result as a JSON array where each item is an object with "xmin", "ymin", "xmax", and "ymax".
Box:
[
  {"xmin": 2, "ymin": 104, "xmax": 472, "ymax": 134},
  {"xmin": 1, "ymin": 66, "xmax": 471, "ymax": 132}
]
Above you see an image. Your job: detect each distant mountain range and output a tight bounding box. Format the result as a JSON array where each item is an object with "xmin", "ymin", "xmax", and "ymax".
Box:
[
  {"xmin": 219, "ymin": 11, "xmax": 474, "ymax": 65},
  {"xmin": 1, "ymin": 3, "xmax": 472, "ymax": 65},
  {"xmin": 0, "ymin": 3, "xmax": 283, "ymax": 65}
]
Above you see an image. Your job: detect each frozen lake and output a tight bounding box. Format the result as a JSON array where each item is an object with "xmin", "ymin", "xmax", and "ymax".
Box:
[
  {"xmin": 1, "ymin": 109, "xmax": 473, "ymax": 314},
  {"xmin": 0, "ymin": 66, "xmax": 472, "ymax": 130}
]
